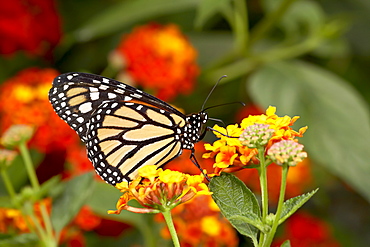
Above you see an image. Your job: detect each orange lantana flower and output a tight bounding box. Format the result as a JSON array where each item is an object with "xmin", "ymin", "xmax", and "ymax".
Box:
[
  {"xmin": 203, "ymin": 106, "xmax": 307, "ymax": 174},
  {"xmin": 0, "ymin": 198, "xmax": 51, "ymax": 234},
  {"xmin": 0, "ymin": 68, "xmax": 79, "ymax": 152},
  {"xmin": 109, "ymin": 165, "xmax": 211, "ymax": 214},
  {"xmin": 116, "ymin": 23, "xmax": 199, "ymax": 100}
]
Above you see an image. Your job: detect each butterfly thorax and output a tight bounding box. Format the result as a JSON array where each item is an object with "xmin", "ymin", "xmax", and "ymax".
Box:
[{"xmin": 182, "ymin": 112, "xmax": 208, "ymax": 150}]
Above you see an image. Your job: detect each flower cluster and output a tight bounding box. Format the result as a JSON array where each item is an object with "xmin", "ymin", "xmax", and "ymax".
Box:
[
  {"xmin": 109, "ymin": 165, "xmax": 211, "ymax": 214},
  {"xmin": 268, "ymin": 140, "xmax": 307, "ymax": 167},
  {"xmin": 272, "ymin": 212, "xmax": 340, "ymax": 247},
  {"xmin": 0, "ymin": 68, "xmax": 79, "ymax": 152},
  {"xmin": 115, "ymin": 23, "xmax": 199, "ymax": 100},
  {"xmin": 203, "ymin": 106, "xmax": 308, "ymax": 174},
  {"xmin": 0, "ymin": 0, "xmax": 62, "ymax": 57},
  {"xmin": 0, "ymin": 198, "xmax": 51, "ymax": 234}
]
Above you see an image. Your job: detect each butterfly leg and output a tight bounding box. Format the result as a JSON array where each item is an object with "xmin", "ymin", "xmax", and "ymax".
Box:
[{"xmin": 190, "ymin": 151, "xmax": 211, "ymax": 182}]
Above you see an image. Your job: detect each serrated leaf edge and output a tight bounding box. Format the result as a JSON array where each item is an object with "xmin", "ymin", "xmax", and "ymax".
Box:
[{"xmin": 279, "ymin": 188, "xmax": 319, "ymax": 224}]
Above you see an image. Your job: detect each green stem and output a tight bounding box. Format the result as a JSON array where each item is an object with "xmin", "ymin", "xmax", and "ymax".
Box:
[
  {"xmin": 19, "ymin": 142, "xmax": 40, "ymax": 190},
  {"xmin": 233, "ymin": 0, "xmax": 249, "ymax": 54},
  {"xmin": 263, "ymin": 165, "xmax": 289, "ymax": 247},
  {"xmin": 257, "ymin": 147, "xmax": 268, "ymax": 246},
  {"xmin": 24, "ymin": 201, "xmax": 47, "ymax": 241},
  {"xmin": 19, "ymin": 142, "xmax": 57, "ymax": 246},
  {"xmin": 39, "ymin": 202, "xmax": 55, "ymax": 243},
  {"xmin": 258, "ymin": 147, "xmax": 268, "ymax": 221},
  {"xmin": 202, "ymin": 32, "xmax": 321, "ymax": 84},
  {"xmin": 248, "ymin": 0, "xmax": 297, "ymax": 47},
  {"xmin": 0, "ymin": 169, "xmax": 16, "ymax": 199},
  {"xmin": 161, "ymin": 210, "xmax": 180, "ymax": 247}
]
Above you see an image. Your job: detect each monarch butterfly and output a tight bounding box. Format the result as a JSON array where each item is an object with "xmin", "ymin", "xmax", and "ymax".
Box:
[{"xmin": 49, "ymin": 72, "xmax": 209, "ymax": 185}]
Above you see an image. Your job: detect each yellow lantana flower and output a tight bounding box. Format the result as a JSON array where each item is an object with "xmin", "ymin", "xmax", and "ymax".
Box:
[
  {"xmin": 203, "ymin": 106, "xmax": 307, "ymax": 174},
  {"xmin": 109, "ymin": 165, "xmax": 211, "ymax": 214}
]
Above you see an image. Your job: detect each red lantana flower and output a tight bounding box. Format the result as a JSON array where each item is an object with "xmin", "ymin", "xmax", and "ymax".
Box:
[
  {"xmin": 0, "ymin": 0, "xmax": 62, "ymax": 57},
  {"xmin": 272, "ymin": 212, "xmax": 340, "ymax": 247},
  {"xmin": 116, "ymin": 23, "xmax": 199, "ymax": 100},
  {"xmin": 0, "ymin": 68, "xmax": 78, "ymax": 152}
]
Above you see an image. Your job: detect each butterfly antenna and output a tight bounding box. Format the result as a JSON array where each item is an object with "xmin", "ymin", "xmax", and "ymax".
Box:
[
  {"xmin": 203, "ymin": 101, "xmax": 245, "ymax": 112},
  {"xmin": 201, "ymin": 75, "xmax": 227, "ymax": 111}
]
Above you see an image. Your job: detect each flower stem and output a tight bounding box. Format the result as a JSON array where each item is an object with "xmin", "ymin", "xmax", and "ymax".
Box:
[
  {"xmin": 19, "ymin": 142, "xmax": 57, "ymax": 246},
  {"xmin": 161, "ymin": 210, "xmax": 180, "ymax": 247},
  {"xmin": 0, "ymin": 169, "xmax": 16, "ymax": 199},
  {"xmin": 248, "ymin": 0, "xmax": 297, "ymax": 47},
  {"xmin": 257, "ymin": 147, "xmax": 269, "ymax": 246},
  {"xmin": 19, "ymin": 142, "xmax": 40, "ymax": 190},
  {"xmin": 233, "ymin": 0, "xmax": 249, "ymax": 54},
  {"xmin": 258, "ymin": 147, "xmax": 269, "ymax": 220},
  {"xmin": 263, "ymin": 165, "xmax": 289, "ymax": 247}
]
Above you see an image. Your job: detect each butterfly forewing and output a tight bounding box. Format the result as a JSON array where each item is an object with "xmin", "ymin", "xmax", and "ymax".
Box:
[{"xmin": 48, "ymin": 72, "xmax": 208, "ymax": 185}]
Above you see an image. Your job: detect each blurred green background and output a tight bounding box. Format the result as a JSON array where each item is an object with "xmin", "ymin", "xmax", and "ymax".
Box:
[{"xmin": 0, "ymin": 0, "xmax": 369, "ymax": 246}]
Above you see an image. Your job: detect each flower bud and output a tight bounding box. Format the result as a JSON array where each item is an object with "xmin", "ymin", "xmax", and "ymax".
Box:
[
  {"xmin": 0, "ymin": 149, "xmax": 17, "ymax": 170},
  {"xmin": 267, "ymin": 140, "xmax": 307, "ymax": 166},
  {"xmin": 239, "ymin": 123, "xmax": 274, "ymax": 148},
  {"xmin": 1, "ymin": 125, "xmax": 34, "ymax": 148}
]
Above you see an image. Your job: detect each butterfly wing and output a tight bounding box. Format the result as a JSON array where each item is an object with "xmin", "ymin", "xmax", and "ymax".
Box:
[
  {"xmin": 85, "ymin": 100, "xmax": 186, "ymax": 184},
  {"xmin": 49, "ymin": 72, "xmax": 184, "ymax": 142},
  {"xmin": 49, "ymin": 72, "xmax": 188, "ymax": 185}
]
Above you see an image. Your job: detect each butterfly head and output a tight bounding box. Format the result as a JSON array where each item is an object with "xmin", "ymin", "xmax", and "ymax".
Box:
[{"xmin": 182, "ymin": 112, "xmax": 208, "ymax": 150}]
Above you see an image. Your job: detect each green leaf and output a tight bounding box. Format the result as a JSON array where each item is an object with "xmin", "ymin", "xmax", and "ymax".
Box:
[
  {"xmin": 87, "ymin": 181, "xmax": 144, "ymax": 226},
  {"xmin": 228, "ymin": 215, "xmax": 268, "ymax": 233},
  {"xmin": 0, "ymin": 233, "xmax": 38, "ymax": 247},
  {"xmin": 262, "ymin": 0, "xmax": 325, "ymax": 36},
  {"xmin": 279, "ymin": 189, "xmax": 318, "ymax": 224},
  {"xmin": 37, "ymin": 175, "xmax": 62, "ymax": 199},
  {"xmin": 248, "ymin": 60, "xmax": 370, "ymax": 202},
  {"xmin": 87, "ymin": 182, "xmax": 158, "ymax": 247},
  {"xmin": 209, "ymin": 173, "xmax": 261, "ymax": 242},
  {"xmin": 195, "ymin": 0, "xmax": 230, "ymax": 29},
  {"xmin": 73, "ymin": 0, "xmax": 198, "ymax": 42},
  {"xmin": 281, "ymin": 239, "xmax": 291, "ymax": 247},
  {"xmin": 51, "ymin": 172, "xmax": 95, "ymax": 233}
]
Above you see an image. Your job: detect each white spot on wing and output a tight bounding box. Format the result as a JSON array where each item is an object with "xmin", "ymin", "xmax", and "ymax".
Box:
[
  {"xmin": 99, "ymin": 85, "xmax": 109, "ymax": 90},
  {"xmin": 108, "ymin": 93, "xmax": 116, "ymax": 99},
  {"xmin": 76, "ymin": 117, "xmax": 84, "ymax": 123},
  {"xmin": 90, "ymin": 92, "xmax": 99, "ymax": 100},
  {"xmin": 79, "ymin": 102, "xmax": 93, "ymax": 113}
]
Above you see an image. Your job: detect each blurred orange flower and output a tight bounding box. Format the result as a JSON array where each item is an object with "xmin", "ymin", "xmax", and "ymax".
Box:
[
  {"xmin": 236, "ymin": 159, "xmax": 313, "ymax": 203},
  {"xmin": 272, "ymin": 212, "xmax": 340, "ymax": 247},
  {"xmin": 0, "ymin": 0, "xmax": 62, "ymax": 58},
  {"xmin": 0, "ymin": 198, "xmax": 51, "ymax": 234},
  {"xmin": 0, "ymin": 68, "xmax": 79, "ymax": 152},
  {"xmin": 155, "ymin": 195, "xmax": 239, "ymax": 247},
  {"xmin": 116, "ymin": 23, "xmax": 199, "ymax": 100},
  {"xmin": 60, "ymin": 206, "xmax": 103, "ymax": 247}
]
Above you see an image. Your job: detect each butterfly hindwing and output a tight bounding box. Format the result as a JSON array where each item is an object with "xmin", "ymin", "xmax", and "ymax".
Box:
[{"xmin": 85, "ymin": 101, "xmax": 186, "ymax": 184}]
